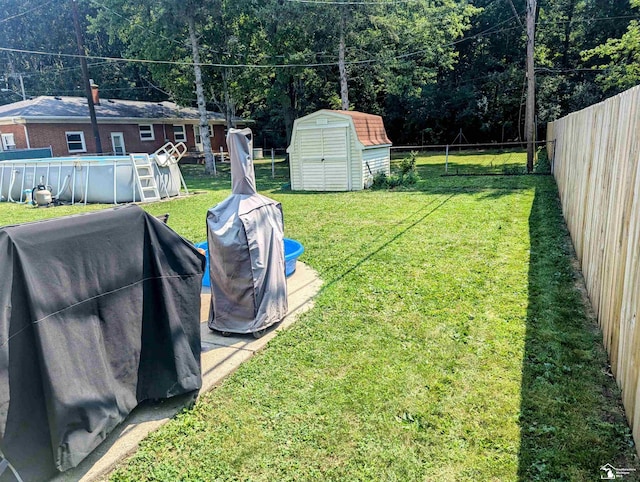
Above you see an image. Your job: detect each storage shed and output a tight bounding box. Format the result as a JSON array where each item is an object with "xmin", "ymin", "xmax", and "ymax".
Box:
[{"xmin": 287, "ymin": 110, "xmax": 392, "ymax": 191}]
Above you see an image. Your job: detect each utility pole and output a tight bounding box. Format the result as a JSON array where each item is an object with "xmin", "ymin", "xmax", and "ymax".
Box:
[
  {"xmin": 72, "ymin": 0, "xmax": 102, "ymax": 154},
  {"xmin": 525, "ymin": 0, "xmax": 537, "ymax": 172},
  {"xmin": 16, "ymin": 73, "xmax": 25, "ymax": 101},
  {"xmin": 5, "ymin": 56, "xmax": 27, "ymax": 100},
  {"xmin": 0, "ymin": 75, "xmax": 25, "ymax": 101},
  {"xmin": 338, "ymin": 6, "xmax": 349, "ymax": 111}
]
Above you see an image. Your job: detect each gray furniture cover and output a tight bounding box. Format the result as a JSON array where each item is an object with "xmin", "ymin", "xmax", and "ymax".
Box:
[
  {"xmin": 207, "ymin": 128, "xmax": 287, "ymax": 334},
  {"xmin": 0, "ymin": 205, "xmax": 204, "ymax": 482}
]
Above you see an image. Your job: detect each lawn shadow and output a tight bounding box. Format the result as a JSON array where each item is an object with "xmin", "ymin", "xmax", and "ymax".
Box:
[
  {"xmin": 319, "ymin": 193, "xmax": 456, "ymax": 292},
  {"xmin": 517, "ymin": 183, "xmax": 639, "ymax": 480}
]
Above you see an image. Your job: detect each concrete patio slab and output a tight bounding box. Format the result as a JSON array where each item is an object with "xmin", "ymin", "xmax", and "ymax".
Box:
[{"xmin": 51, "ymin": 262, "xmax": 322, "ymax": 482}]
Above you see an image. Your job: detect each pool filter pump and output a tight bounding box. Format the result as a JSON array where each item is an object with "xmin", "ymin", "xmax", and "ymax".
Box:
[{"xmin": 32, "ymin": 185, "xmax": 53, "ymax": 207}]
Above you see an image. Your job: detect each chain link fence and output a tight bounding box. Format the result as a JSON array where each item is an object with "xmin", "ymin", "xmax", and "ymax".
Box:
[{"xmin": 391, "ymin": 141, "xmax": 551, "ymax": 176}]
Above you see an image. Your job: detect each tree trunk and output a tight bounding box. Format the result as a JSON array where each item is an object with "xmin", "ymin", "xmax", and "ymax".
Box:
[
  {"xmin": 72, "ymin": 0, "xmax": 102, "ymax": 154},
  {"xmin": 188, "ymin": 15, "xmax": 216, "ymax": 175},
  {"xmin": 284, "ymin": 76, "xmax": 297, "ymax": 147},
  {"xmin": 223, "ymin": 68, "xmax": 235, "ymax": 129},
  {"xmin": 525, "ymin": 0, "xmax": 536, "ymax": 173},
  {"xmin": 339, "ymin": 9, "xmax": 349, "ymax": 111}
]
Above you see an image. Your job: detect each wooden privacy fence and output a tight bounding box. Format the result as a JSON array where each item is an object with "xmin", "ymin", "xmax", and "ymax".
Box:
[{"xmin": 547, "ymin": 84, "xmax": 640, "ymax": 450}]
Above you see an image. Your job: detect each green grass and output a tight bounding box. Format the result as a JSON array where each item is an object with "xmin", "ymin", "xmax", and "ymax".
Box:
[
  {"xmin": 0, "ymin": 153, "xmax": 636, "ymax": 480},
  {"xmin": 393, "ymin": 148, "xmax": 530, "ymax": 176}
]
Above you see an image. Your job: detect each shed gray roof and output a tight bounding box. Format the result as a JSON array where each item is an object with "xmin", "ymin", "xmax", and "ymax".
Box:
[{"xmin": 0, "ymin": 96, "xmax": 229, "ymax": 123}]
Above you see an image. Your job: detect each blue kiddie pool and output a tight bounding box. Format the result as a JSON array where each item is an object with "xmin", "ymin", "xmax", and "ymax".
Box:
[
  {"xmin": 195, "ymin": 238, "xmax": 304, "ymax": 287},
  {"xmin": 194, "ymin": 241, "xmax": 211, "ymax": 287},
  {"xmin": 284, "ymin": 238, "xmax": 304, "ymax": 277}
]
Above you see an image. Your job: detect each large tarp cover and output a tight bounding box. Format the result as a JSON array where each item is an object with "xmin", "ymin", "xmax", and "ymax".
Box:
[
  {"xmin": 207, "ymin": 128, "xmax": 287, "ymax": 334},
  {"xmin": 0, "ymin": 205, "xmax": 204, "ymax": 482}
]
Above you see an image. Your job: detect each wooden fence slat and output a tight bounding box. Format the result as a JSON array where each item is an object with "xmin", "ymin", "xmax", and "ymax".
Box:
[{"xmin": 551, "ymin": 84, "xmax": 640, "ymax": 455}]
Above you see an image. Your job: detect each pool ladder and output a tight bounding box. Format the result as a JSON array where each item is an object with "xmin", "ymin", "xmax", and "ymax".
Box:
[{"xmin": 131, "ymin": 154, "xmax": 161, "ymax": 202}]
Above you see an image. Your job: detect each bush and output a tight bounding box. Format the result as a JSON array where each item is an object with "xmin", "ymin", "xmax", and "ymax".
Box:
[
  {"xmin": 535, "ymin": 147, "xmax": 552, "ymax": 173},
  {"xmin": 502, "ymin": 165, "xmax": 525, "ymax": 175},
  {"xmin": 387, "ymin": 174, "xmax": 403, "ymax": 188},
  {"xmin": 398, "ymin": 151, "xmax": 418, "ymax": 176},
  {"xmin": 403, "ymin": 170, "xmax": 419, "ymax": 185},
  {"xmin": 371, "ymin": 172, "xmax": 389, "ymax": 189},
  {"xmin": 371, "ymin": 151, "xmax": 420, "ymax": 190}
]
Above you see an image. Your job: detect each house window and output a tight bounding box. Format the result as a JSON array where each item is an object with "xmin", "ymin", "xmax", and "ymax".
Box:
[
  {"xmin": 139, "ymin": 124, "xmax": 155, "ymax": 141},
  {"xmin": 193, "ymin": 125, "xmax": 212, "ymax": 146},
  {"xmin": 1, "ymin": 133, "xmax": 16, "ymax": 151},
  {"xmin": 65, "ymin": 131, "xmax": 86, "ymax": 153},
  {"xmin": 173, "ymin": 125, "xmax": 186, "ymax": 142}
]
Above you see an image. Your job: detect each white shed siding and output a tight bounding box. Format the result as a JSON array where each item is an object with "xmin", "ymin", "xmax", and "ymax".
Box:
[
  {"xmin": 348, "ymin": 128, "xmax": 362, "ymax": 190},
  {"xmin": 362, "ymin": 147, "xmax": 391, "ymax": 179},
  {"xmin": 319, "ymin": 127, "xmax": 350, "ymax": 191},
  {"xmin": 288, "ymin": 110, "xmax": 391, "ymax": 191},
  {"xmin": 293, "ymin": 122, "xmax": 350, "ymax": 191}
]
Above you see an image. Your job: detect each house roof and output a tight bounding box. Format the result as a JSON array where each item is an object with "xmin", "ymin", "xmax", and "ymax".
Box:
[
  {"xmin": 330, "ymin": 110, "xmax": 392, "ymax": 146},
  {"xmin": 0, "ymin": 96, "xmax": 230, "ymax": 124}
]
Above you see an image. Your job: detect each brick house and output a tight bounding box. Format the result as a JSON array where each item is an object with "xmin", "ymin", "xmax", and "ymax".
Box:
[{"xmin": 0, "ymin": 86, "xmax": 244, "ymax": 158}]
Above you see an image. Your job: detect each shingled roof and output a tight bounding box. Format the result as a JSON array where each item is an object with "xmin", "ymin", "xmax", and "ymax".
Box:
[
  {"xmin": 0, "ymin": 96, "xmax": 228, "ymax": 123},
  {"xmin": 330, "ymin": 110, "xmax": 391, "ymax": 146}
]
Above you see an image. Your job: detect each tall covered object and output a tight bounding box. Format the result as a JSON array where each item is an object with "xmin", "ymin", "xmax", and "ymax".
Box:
[{"xmin": 207, "ymin": 128, "xmax": 287, "ymax": 335}]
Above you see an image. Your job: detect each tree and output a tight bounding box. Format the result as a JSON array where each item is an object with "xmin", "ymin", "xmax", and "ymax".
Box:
[
  {"xmin": 582, "ymin": 0, "xmax": 640, "ymax": 93},
  {"xmin": 91, "ymin": 0, "xmax": 219, "ymax": 174},
  {"xmin": 241, "ymin": 0, "xmax": 478, "ymax": 146},
  {"xmin": 535, "ymin": 0, "xmax": 635, "ymax": 125}
]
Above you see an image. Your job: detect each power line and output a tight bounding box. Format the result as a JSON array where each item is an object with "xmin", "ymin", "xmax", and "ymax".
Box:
[
  {"xmin": 0, "ymin": 0, "xmax": 55, "ymax": 24},
  {"xmin": 0, "ymin": 46, "xmax": 343, "ymax": 68},
  {"xmin": 537, "ymin": 14, "xmax": 640, "ymax": 26},
  {"xmin": 535, "ymin": 67, "xmax": 609, "ymax": 73},
  {"xmin": 0, "ymin": 13, "xmax": 525, "ymax": 70},
  {"xmin": 87, "ymin": 0, "xmax": 186, "ymax": 48},
  {"xmin": 5, "ymin": 2, "xmax": 632, "ymax": 73},
  {"xmin": 28, "ymin": 85, "xmax": 162, "ymax": 94},
  {"xmin": 141, "ymin": 77, "xmax": 172, "ymax": 97},
  {"xmin": 15, "ymin": 7, "xmax": 634, "ymax": 72},
  {"xmin": 18, "ymin": 60, "xmax": 126, "ymax": 78}
]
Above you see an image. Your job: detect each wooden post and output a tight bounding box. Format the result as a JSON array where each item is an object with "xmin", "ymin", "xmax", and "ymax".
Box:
[
  {"xmin": 338, "ymin": 6, "xmax": 349, "ymax": 110},
  {"xmin": 271, "ymin": 148, "xmax": 275, "ymax": 179},
  {"xmin": 445, "ymin": 145, "xmax": 449, "ymax": 174},
  {"xmin": 72, "ymin": 0, "xmax": 102, "ymax": 154},
  {"xmin": 525, "ymin": 0, "xmax": 537, "ymax": 173}
]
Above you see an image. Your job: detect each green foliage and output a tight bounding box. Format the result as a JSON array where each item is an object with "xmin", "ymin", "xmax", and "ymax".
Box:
[
  {"xmin": 398, "ymin": 150, "xmax": 418, "ymax": 176},
  {"xmin": 534, "ymin": 147, "xmax": 552, "ymax": 174},
  {"xmin": 371, "ymin": 171, "xmax": 389, "ymax": 189},
  {"xmin": 582, "ymin": 0, "xmax": 640, "ymax": 93},
  {"xmin": 502, "ymin": 164, "xmax": 525, "ymax": 175},
  {"xmin": 372, "ymin": 151, "xmax": 420, "ymax": 189},
  {"xmin": 2, "ymin": 0, "xmax": 639, "ymax": 147}
]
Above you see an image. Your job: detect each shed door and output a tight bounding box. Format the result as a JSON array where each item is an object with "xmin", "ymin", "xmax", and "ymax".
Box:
[{"xmin": 299, "ymin": 127, "xmax": 349, "ymax": 191}]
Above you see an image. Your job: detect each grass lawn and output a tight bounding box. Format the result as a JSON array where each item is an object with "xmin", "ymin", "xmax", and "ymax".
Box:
[{"xmin": 1, "ymin": 153, "xmax": 637, "ymax": 480}]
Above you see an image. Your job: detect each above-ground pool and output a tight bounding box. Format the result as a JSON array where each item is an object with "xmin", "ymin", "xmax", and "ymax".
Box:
[
  {"xmin": 0, "ymin": 142, "xmax": 188, "ymax": 204},
  {"xmin": 196, "ymin": 238, "xmax": 304, "ymax": 287}
]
